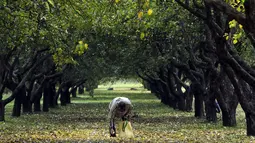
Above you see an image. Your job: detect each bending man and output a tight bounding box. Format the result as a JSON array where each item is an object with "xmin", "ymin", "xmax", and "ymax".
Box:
[{"xmin": 108, "ymin": 97, "xmax": 132, "ymax": 137}]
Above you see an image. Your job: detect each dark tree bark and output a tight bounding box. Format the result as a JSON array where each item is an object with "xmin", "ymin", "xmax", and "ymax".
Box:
[
  {"xmin": 43, "ymin": 82, "xmax": 50, "ymax": 112},
  {"xmin": 204, "ymin": 0, "xmax": 255, "ymax": 47},
  {"xmin": 136, "ymin": 71, "xmax": 164, "ymax": 101},
  {"xmin": 171, "ymin": 55, "xmax": 207, "ymax": 116},
  {"xmin": 78, "ymin": 85, "xmax": 84, "ymax": 94},
  {"xmin": 240, "ymin": 80, "xmax": 255, "ymax": 135},
  {"xmin": 168, "ymin": 68, "xmax": 189, "ymax": 111},
  {"xmin": 22, "ymin": 94, "xmax": 32, "ymax": 113},
  {"xmin": 33, "ymin": 90, "xmax": 42, "ymax": 112},
  {"xmin": 185, "ymin": 89, "xmax": 193, "ymax": 112},
  {"xmin": 205, "ymin": 98, "xmax": 217, "ymax": 122},
  {"xmin": 49, "ymin": 82, "xmax": 57, "ymax": 108},
  {"xmin": 222, "ymin": 110, "xmax": 237, "ymax": 126},
  {"xmin": 0, "ymin": 100, "xmax": 4, "ymax": 121},
  {"xmin": 205, "ymin": 69, "xmax": 220, "ymax": 123},
  {"xmin": 205, "ymin": 71, "xmax": 218, "ymax": 122},
  {"xmin": 22, "ymin": 81, "xmax": 34, "ymax": 114},
  {"xmin": 60, "ymin": 87, "xmax": 69, "ymax": 106},
  {"xmin": 34, "ymin": 99, "xmax": 41, "ymax": 112},
  {"xmin": 194, "ymin": 93, "xmax": 204, "ymax": 118},
  {"xmin": 158, "ymin": 70, "xmax": 176, "ymax": 108},
  {"xmin": 12, "ymin": 87, "xmax": 25, "ymax": 117},
  {"xmin": 191, "ymin": 83, "xmax": 205, "ymax": 118},
  {"xmin": 224, "ymin": 62, "xmax": 255, "ymax": 135},
  {"xmin": 0, "ymin": 50, "xmax": 50, "ymax": 121},
  {"xmin": 246, "ymin": 113, "xmax": 255, "ymax": 136},
  {"xmin": 149, "ymin": 82, "xmax": 158, "ymax": 94},
  {"xmin": 219, "ymin": 76, "xmax": 238, "ymax": 126},
  {"xmin": 11, "ymin": 91, "xmax": 21, "ymax": 117},
  {"xmin": 71, "ymin": 87, "xmax": 77, "ymax": 98},
  {"xmin": 66, "ymin": 88, "xmax": 71, "ymax": 104}
]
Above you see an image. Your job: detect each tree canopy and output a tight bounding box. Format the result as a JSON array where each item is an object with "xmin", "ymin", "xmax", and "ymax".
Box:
[{"xmin": 1, "ymin": 0, "xmax": 255, "ymax": 137}]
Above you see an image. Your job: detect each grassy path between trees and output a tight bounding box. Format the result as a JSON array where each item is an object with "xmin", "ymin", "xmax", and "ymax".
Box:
[{"xmin": 0, "ymin": 82, "xmax": 254, "ymax": 142}]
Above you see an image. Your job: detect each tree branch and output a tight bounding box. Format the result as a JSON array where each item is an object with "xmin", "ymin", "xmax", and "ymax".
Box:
[
  {"xmin": 3, "ymin": 54, "xmax": 51, "ymax": 106},
  {"xmin": 175, "ymin": 0, "xmax": 207, "ymax": 20},
  {"xmin": 205, "ymin": 0, "xmax": 246, "ymax": 25}
]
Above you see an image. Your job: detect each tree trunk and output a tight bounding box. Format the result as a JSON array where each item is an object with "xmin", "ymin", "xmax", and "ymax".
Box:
[
  {"xmin": 33, "ymin": 91, "xmax": 42, "ymax": 112},
  {"xmin": 205, "ymin": 73, "xmax": 218, "ymax": 122},
  {"xmin": 54, "ymin": 91, "xmax": 58, "ymax": 107},
  {"xmin": 219, "ymin": 83, "xmax": 238, "ymax": 127},
  {"xmin": 43, "ymin": 83, "xmax": 50, "ymax": 112},
  {"xmin": 154, "ymin": 81, "xmax": 167, "ymax": 104},
  {"xmin": 150, "ymin": 83, "xmax": 157, "ymax": 94},
  {"xmin": 78, "ymin": 85, "xmax": 84, "ymax": 94},
  {"xmin": 185, "ymin": 89, "xmax": 193, "ymax": 112},
  {"xmin": 223, "ymin": 62, "xmax": 255, "ymax": 134},
  {"xmin": 49, "ymin": 83, "xmax": 57, "ymax": 108},
  {"xmin": 246, "ymin": 113, "xmax": 255, "ymax": 136},
  {"xmin": 12, "ymin": 96, "xmax": 22, "ymax": 117},
  {"xmin": 71, "ymin": 87, "xmax": 77, "ymax": 98},
  {"xmin": 205, "ymin": 97, "xmax": 217, "ymax": 122},
  {"xmin": 23, "ymin": 81, "xmax": 34, "ymax": 114},
  {"xmin": 209, "ymin": 61, "xmax": 238, "ymax": 126},
  {"xmin": 12, "ymin": 87, "xmax": 26, "ymax": 117},
  {"xmin": 194, "ymin": 92, "xmax": 204, "ymax": 118},
  {"xmin": 239, "ymin": 79, "xmax": 255, "ymax": 135},
  {"xmin": 222, "ymin": 109, "xmax": 237, "ymax": 126},
  {"xmin": 0, "ymin": 100, "xmax": 5, "ymax": 121},
  {"xmin": 66, "ymin": 89, "xmax": 71, "ymax": 104},
  {"xmin": 60, "ymin": 87, "xmax": 69, "ymax": 106},
  {"xmin": 177, "ymin": 96, "xmax": 186, "ymax": 111},
  {"xmin": 22, "ymin": 95, "xmax": 32, "ymax": 113},
  {"xmin": 159, "ymin": 81, "xmax": 175, "ymax": 108},
  {"xmin": 34, "ymin": 99, "xmax": 41, "ymax": 112},
  {"xmin": 150, "ymin": 82, "xmax": 161, "ymax": 99}
]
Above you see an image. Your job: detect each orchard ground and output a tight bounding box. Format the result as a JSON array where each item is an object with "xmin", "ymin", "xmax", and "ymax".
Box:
[{"xmin": 0, "ymin": 81, "xmax": 254, "ymax": 142}]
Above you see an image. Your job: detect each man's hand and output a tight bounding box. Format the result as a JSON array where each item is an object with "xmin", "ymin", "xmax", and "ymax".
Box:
[
  {"xmin": 110, "ymin": 128, "xmax": 115, "ymax": 134},
  {"xmin": 109, "ymin": 127, "xmax": 116, "ymax": 137}
]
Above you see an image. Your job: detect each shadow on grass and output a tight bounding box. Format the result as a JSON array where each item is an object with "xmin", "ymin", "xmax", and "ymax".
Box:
[{"xmin": 134, "ymin": 115, "xmax": 198, "ymax": 125}]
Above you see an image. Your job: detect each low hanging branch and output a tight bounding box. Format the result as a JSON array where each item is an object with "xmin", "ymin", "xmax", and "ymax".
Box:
[{"xmin": 69, "ymin": 79, "xmax": 87, "ymax": 94}]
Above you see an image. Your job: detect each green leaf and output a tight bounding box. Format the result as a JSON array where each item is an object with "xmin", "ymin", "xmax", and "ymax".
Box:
[
  {"xmin": 140, "ymin": 32, "xmax": 145, "ymax": 39},
  {"xmin": 233, "ymin": 39, "xmax": 238, "ymax": 44},
  {"xmin": 47, "ymin": 0, "xmax": 55, "ymax": 7},
  {"xmin": 45, "ymin": 2, "xmax": 50, "ymax": 11}
]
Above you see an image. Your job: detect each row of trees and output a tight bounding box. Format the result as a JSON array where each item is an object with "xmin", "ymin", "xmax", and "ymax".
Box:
[
  {"xmin": 0, "ymin": 0, "xmax": 95, "ymax": 121},
  {"xmin": 1, "ymin": 0, "xmax": 255, "ymax": 137},
  {"xmin": 134, "ymin": 0, "xmax": 255, "ymax": 136}
]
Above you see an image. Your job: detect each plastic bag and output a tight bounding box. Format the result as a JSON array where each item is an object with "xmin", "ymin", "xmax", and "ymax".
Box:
[{"xmin": 117, "ymin": 121, "xmax": 134, "ymax": 138}]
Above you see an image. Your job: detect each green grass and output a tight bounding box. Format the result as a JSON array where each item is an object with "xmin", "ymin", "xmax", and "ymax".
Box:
[{"xmin": 0, "ymin": 82, "xmax": 254, "ymax": 142}]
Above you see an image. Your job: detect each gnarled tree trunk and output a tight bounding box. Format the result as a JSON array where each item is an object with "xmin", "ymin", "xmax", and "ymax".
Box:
[
  {"xmin": 12, "ymin": 86, "xmax": 26, "ymax": 117},
  {"xmin": 0, "ymin": 100, "xmax": 4, "ymax": 121},
  {"xmin": 191, "ymin": 82, "xmax": 205, "ymax": 118},
  {"xmin": 49, "ymin": 82, "xmax": 57, "ymax": 108},
  {"xmin": 43, "ymin": 82, "xmax": 50, "ymax": 112},
  {"xmin": 33, "ymin": 90, "xmax": 43, "ymax": 112}
]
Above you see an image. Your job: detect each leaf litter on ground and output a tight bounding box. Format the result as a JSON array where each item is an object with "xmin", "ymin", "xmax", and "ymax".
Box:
[{"xmin": 1, "ymin": 82, "xmax": 255, "ymax": 142}]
